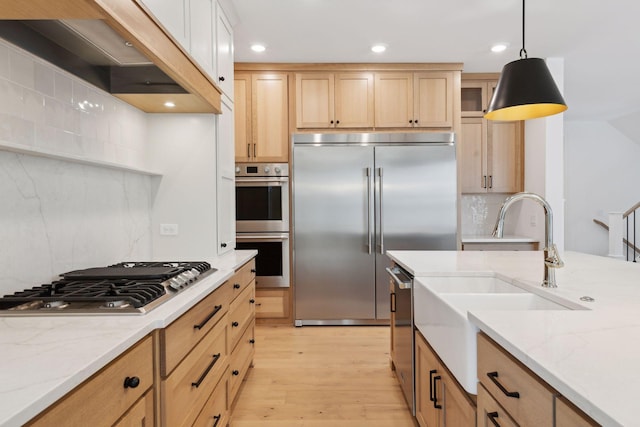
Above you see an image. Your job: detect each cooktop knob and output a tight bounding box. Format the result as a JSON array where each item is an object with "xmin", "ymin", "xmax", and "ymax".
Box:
[
  {"xmin": 264, "ymin": 166, "xmax": 270, "ymax": 173},
  {"xmin": 275, "ymin": 167, "xmax": 281, "ymax": 174},
  {"xmin": 235, "ymin": 166, "xmax": 241, "ymax": 173}
]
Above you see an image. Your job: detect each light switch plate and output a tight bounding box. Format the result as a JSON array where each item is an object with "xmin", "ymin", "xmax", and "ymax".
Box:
[{"xmin": 160, "ymin": 223, "xmax": 179, "ymax": 235}]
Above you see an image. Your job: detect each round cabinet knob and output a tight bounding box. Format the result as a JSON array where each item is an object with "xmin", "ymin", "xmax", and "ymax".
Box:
[
  {"xmin": 336, "ymin": 120, "xmax": 340, "ymax": 124},
  {"xmin": 409, "ymin": 120, "xmax": 413, "ymax": 124},
  {"xmin": 219, "ymin": 76, "xmax": 225, "ymax": 82},
  {"xmin": 233, "ymin": 283, "xmax": 241, "ymax": 289},
  {"xmin": 123, "ymin": 376, "xmax": 140, "ymax": 389},
  {"xmin": 249, "ymin": 299, "xmax": 255, "ymax": 304},
  {"xmin": 232, "ymin": 370, "xmax": 240, "ymax": 376},
  {"xmin": 249, "ymin": 339, "xmax": 255, "ymax": 344},
  {"xmin": 232, "ymin": 321, "xmax": 239, "ymax": 327},
  {"xmin": 221, "ymin": 242, "xmax": 227, "ymax": 248},
  {"xmin": 330, "ymin": 120, "xmax": 334, "ymax": 124},
  {"xmin": 264, "ymin": 166, "xmax": 270, "ymax": 173},
  {"xmin": 414, "ymin": 119, "xmax": 419, "ymax": 124}
]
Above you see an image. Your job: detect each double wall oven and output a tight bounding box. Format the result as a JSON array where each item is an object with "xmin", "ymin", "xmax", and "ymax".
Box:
[{"xmin": 235, "ymin": 163, "xmax": 289, "ymax": 288}]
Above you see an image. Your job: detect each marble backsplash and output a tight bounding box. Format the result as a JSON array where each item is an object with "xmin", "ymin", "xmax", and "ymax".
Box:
[
  {"xmin": 461, "ymin": 193, "xmax": 521, "ymax": 236},
  {"xmin": 0, "ymin": 38, "xmax": 153, "ymax": 295}
]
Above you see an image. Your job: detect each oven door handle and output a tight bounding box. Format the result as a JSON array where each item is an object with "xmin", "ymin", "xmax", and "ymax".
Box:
[
  {"xmin": 235, "ymin": 177, "xmax": 288, "ymax": 185},
  {"xmin": 236, "ymin": 234, "xmax": 289, "ymax": 242}
]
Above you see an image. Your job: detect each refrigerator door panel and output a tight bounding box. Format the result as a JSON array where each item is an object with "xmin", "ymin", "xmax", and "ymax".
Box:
[
  {"xmin": 374, "ymin": 145, "xmax": 457, "ymax": 319},
  {"xmin": 293, "ymin": 145, "xmax": 376, "ymax": 321}
]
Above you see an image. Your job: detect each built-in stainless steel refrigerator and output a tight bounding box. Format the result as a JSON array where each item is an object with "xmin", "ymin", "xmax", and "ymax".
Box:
[{"xmin": 292, "ymin": 133, "xmax": 457, "ymax": 325}]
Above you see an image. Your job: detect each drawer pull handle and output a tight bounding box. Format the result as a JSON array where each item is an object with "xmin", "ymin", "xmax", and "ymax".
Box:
[
  {"xmin": 487, "ymin": 411, "xmax": 501, "ymax": 427},
  {"xmin": 212, "ymin": 414, "xmax": 222, "ymax": 427},
  {"xmin": 390, "ymin": 292, "xmax": 396, "ymax": 313},
  {"xmin": 192, "ymin": 353, "xmax": 221, "ymax": 388},
  {"xmin": 232, "ymin": 321, "xmax": 239, "ymax": 327},
  {"xmin": 428, "ymin": 369, "xmax": 437, "ymax": 402},
  {"xmin": 123, "ymin": 376, "xmax": 140, "ymax": 389},
  {"xmin": 487, "ymin": 371, "xmax": 520, "ymax": 398},
  {"xmin": 194, "ymin": 305, "xmax": 223, "ymax": 330},
  {"xmin": 432, "ymin": 375, "xmax": 442, "ymax": 409},
  {"xmin": 234, "ymin": 283, "xmax": 241, "ymax": 289},
  {"xmin": 249, "ymin": 339, "xmax": 255, "ymax": 344},
  {"xmin": 232, "ymin": 369, "xmax": 240, "ymax": 376},
  {"xmin": 251, "ymin": 269, "xmax": 256, "ymax": 273}
]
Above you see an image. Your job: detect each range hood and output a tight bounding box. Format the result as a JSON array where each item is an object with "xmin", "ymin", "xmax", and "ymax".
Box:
[{"xmin": 0, "ymin": 1, "xmax": 222, "ymax": 114}]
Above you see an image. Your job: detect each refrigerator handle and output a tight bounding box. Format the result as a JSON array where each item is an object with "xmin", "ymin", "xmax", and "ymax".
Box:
[
  {"xmin": 366, "ymin": 167, "xmax": 373, "ymax": 254},
  {"xmin": 377, "ymin": 167, "xmax": 384, "ymax": 254}
]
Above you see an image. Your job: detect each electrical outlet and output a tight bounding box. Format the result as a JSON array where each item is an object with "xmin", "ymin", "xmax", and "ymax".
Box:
[
  {"xmin": 530, "ymin": 215, "xmax": 537, "ymax": 227},
  {"xmin": 160, "ymin": 223, "xmax": 178, "ymax": 236}
]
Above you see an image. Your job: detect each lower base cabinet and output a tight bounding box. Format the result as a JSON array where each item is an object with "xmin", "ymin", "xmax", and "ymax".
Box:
[
  {"xmin": 255, "ymin": 288, "xmax": 290, "ymax": 319},
  {"xmin": 114, "ymin": 390, "xmax": 155, "ymax": 427},
  {"xmin": 415, "ymin": 331, "xmax": 476, "ymax": 427}
]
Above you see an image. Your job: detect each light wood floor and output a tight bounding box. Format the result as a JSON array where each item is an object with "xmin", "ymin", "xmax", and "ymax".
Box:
[{"xmin": 230, "ymin": 325, "xmax": 417, "ymax": 427}]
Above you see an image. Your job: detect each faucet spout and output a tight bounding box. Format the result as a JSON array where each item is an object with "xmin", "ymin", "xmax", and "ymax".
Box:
[{"xmin": 492, "ymin": 192, "xmax": 563, "ymax": 288}]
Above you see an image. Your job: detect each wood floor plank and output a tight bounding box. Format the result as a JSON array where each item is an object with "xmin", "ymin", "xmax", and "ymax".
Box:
[{"xmin": 231, "ymin": 325, "xmax": 416, "ymax": 426}]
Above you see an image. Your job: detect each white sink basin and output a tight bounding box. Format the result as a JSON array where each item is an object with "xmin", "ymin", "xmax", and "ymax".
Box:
[{"xmin": 414, "ymin": 276, "xmax": 574, "ymax": 395}]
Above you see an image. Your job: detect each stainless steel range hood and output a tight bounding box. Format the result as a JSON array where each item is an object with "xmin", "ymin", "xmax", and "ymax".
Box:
[{"xmin": 0, "ymin": 0, "xmax": 222, "ymax": 114}]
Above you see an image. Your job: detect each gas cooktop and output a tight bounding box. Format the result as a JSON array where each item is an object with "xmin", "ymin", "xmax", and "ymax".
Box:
[{"xmin": 0, "ymin": 261, "xmax": 215, "ymax": 315}]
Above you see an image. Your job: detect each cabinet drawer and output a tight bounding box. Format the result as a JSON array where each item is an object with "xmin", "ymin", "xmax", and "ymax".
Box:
[
  {"xmin": 477, "ymin": 333, "xmax": 556, "ymax": 426},
  {"xmin": 27, "ymin": 336, "xmax": 153, "ymax": 427},
  {"xmin": 229, "ymin": 320, "xmax": 255, "ymax": 405},
  {"xmin": 228, "ymin": 282, "xmax": 255, "ymax": 351},
  {"xmin": 477, "ymin": 384, "xmax": 517, "ymax": 427},
  {"xmin": 114, "ymin": 389, "xmax": 155, "ymax": 427},
  {"xmin": 230, "ymin": 259, "xmax": 256, "ymax": 300},
  {"xmin": 162, "ymin": 319, "xmax": 229, "ymax": 427},
  {"xmin": 161, "ymin": 283, "xmax": 232, "ymax": 376},
  {"xmin": 193, "ymin": 369, "xmax": 229, "ymax": 427},
  {"xmin": 255, "ymin": 288, "xmax": 289, "ymax": 318},
  {"xmin": 555, "ymin": 396, "xmax": 600, "ymax": 426}
]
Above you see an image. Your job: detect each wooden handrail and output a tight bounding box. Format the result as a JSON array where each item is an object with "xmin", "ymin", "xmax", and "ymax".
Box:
[
  {"xmin": 593, "ymin": 219, "xmax": 640, "ymax": 253},
  {"xmin": 623, "ymin": 201, "xmax": 640, "ymax": 218}
]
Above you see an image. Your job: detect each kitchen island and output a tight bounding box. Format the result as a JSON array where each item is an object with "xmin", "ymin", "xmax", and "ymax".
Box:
[
  {"xmin": 387, "ymin": 250, "xmax": 640, "ymax": 427},
  {"xmin": 0, "ymin": 250, "xmax": 256, "ymax": 427}
]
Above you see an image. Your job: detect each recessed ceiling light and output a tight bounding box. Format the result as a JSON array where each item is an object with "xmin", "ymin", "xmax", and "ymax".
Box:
[
  {"xmin": 371, "ymin": 44, "xmax": 387, "ymax": 53},
  {"xmin": 164, "ymin": 101, "xmax": 176, "ymax": 108},
  {"xmin": 251, "ymin": 44, "xmax": 266, "ymax": 53},
  {"xmin": 491, "ymin": 43, "xmax": 509, "ymax": 53}
]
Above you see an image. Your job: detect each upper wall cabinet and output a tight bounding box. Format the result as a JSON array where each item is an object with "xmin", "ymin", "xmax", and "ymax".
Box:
[
  {"xmin": 295, "ymin": 72, "xmax": 374, "ymax": 129},
  {"xmin": 216, "ymin": 2, "xmax": 234, "ymax": 98},
  {"xmin": 374, "ymin": 72, "xmax": 454, "ymax": 129},
  {"xmin": 189, "ymin": 0, "xmax": 215, "ymax": 78},
  {"xmin": 142, "ymin": 0, "xmax": 191, "ymax": 50},
  {"xmin": 234, "ymin": 73, "xmax": 289, "ymax": 163}
]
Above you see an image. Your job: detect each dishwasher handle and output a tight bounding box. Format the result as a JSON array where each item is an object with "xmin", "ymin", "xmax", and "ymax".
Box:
[{"xmin": 386, "ymin": 267, "xmax": 412, "ymax": 289}]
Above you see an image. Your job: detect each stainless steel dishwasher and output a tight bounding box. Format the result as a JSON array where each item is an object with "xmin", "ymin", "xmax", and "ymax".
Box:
[{"xmin": 387, "ymin": 265, "xmax": 414, "ymax": 415}]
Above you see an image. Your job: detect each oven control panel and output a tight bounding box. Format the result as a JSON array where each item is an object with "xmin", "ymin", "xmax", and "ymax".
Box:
[{"xmin": 235, "ymin": 163, "xmax": 288, "ymax": 177}]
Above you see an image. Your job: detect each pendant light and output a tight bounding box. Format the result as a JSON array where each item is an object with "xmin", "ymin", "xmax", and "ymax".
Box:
[{"xmin": 484, "ymin": 0, "xmax": 567, "ymax": 121}]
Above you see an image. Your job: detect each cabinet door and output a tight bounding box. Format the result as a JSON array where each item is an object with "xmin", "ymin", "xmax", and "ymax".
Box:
[
  {"xmin": 113, "ymin": 391, "xmax": 155, "ymax": 427},
  {"xmin": 217, "ymin": 98, "xmax": 235, "ymax": 254},
  {"xmin": 234, "ymin": 73, "xmax": 251, "ymax": 162},
  {"xmin": 374, "ymin": 72, "xmax": 413, "ymax": 128},
  {"xmin": 461, "ymin": 81, "xmax": 488, "ymax": 117},
  {"xmin": 414, "ymin": 72, "xmax": 453, "ymax": 128},
  {"xmin": 295, "ymin": 73, "xmax": 335, "ymax": 128},
  {"xmin": 189, "ymin": 0, "xmax": 214, "ymax": 78},
  {"xmin": 460, "ymin": 118, "xmax": 488, "ymax": 193},
  {"xmin": 335, "ymin": 72, "xmax": 374, "ymax": 128},
  {"xmin": 415, "ymin": 332, "xmax": 442, "ymax": 427},
  {"xmin": 442, "ymin": 370, "xmax": 476, "ymax": 426},
  {"xmin": 487, "ymin": 120, "xmax": 523, "ymax": 193},
  {"xmin": 252, "ymin": 73, "xmax": 289, "ymax": 162},
  {"xmin": 255, "ymin": 288, "xmax": 290, "ymax": 318},
  {"xmin": 216, "ymin": 2, "xmax": 234, "ymax": 96},
  {"xmin": 143, "ymin": 0, "xmax": 190, "ymax": 50}
]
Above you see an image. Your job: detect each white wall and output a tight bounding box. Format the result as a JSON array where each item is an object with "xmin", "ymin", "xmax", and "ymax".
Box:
[
  {"xmin": 0, "ymin": 39, "xmax": 152, "ymax": 295},
  {"xmin": 147, "ymin": 114, "xmax": 219, "ymax": 260},
  {"xmin": 564, "ymin": 120, "xmax": 640, "ymax": 255}
]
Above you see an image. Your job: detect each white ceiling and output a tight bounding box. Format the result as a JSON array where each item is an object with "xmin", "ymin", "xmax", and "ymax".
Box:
[{"xmin": 230, "ymin": 0, "xmax": 640, "ymax": 121}]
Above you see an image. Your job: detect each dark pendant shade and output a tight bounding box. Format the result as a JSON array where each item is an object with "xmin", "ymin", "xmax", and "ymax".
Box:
[{"xmin": 484, "ymin": 57, "xmax": 567, "ymax": 121}]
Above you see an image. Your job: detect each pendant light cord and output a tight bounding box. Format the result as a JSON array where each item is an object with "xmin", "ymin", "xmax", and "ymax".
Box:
[{"xmin": 520, "ymin": 0, "xmax": 528, "ymax": 59}]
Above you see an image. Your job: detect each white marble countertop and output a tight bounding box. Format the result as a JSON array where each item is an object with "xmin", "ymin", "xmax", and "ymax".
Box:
[
  {"xmin": 0, "ymin": 250, "xmax": 257, "ymax": 427},
  {"xmin": 461, "ymin": 234, "xmax": 538, "ymax": 243},
  {"xmin": 386, "ymin": 250, "xmax": 640, "ymax": 427}
]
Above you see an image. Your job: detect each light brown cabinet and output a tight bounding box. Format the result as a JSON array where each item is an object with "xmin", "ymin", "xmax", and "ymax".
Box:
[
  {"xmin": 460, "ymin": 77, "xmax": 523, "ymax": 194},
  {"xmin": 374, "ymin": 72, "xmax": 454, "ymax": 129},
  {"xmin": 295, "ymin": 72, "xmax": 374, "ymax": 128},
  {"xmin": 415, "ymin": 331, "xmax": 476, "ymax": 427},
  {"xmin": 478, "ymin": 333, "xmax": 601, "ymax": 426},
  {"xmin": 255, "ymin": 288, "xmax": 290, "ymax": 319},
  {"xmin": 26, "ymin": 336, "xmax": 154, "ymax": 427},
  {"xmin": 234, "ymin": 72, "xmax": 289, "ymax": 162}
]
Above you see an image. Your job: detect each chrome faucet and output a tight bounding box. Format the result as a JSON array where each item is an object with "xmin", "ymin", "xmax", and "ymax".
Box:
[{"xmin": 492, "ymin": 192, "xmax": 564, "ymax": 288}]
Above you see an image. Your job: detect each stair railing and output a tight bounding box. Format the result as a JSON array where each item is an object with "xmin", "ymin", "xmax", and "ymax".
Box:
[
  {"xmin": 623, "ymin": 202, "xmax": 640, "ymax": 262},
  {"xmin": 597, "ymin": 202, "xmax": 640, "ymax": 261}
]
